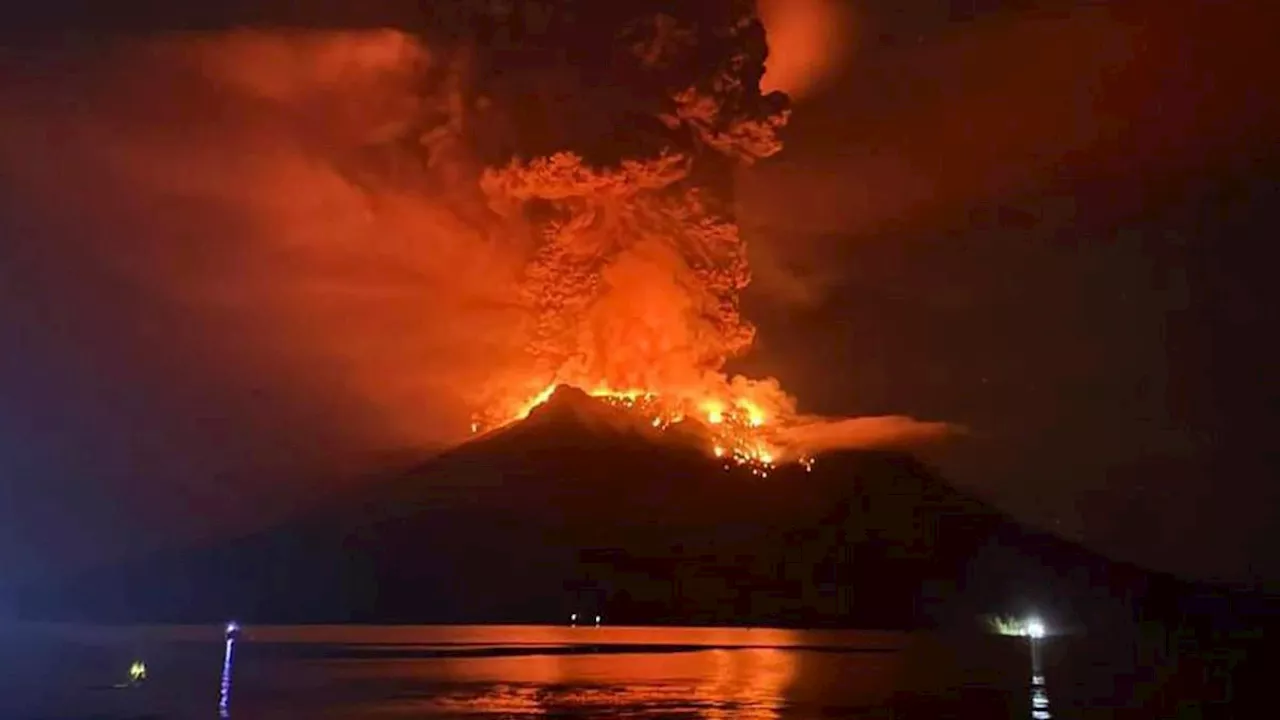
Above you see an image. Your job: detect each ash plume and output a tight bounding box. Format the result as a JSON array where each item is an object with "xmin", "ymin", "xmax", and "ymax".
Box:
[{"xmin": 475, "ymin": 2, "xmax": 789, "ymax": 408}]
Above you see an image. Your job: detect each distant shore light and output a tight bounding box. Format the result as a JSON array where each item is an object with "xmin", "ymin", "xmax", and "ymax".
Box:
[{"xmin": 986, "ymin": 614, "xmax": 1051, "ymax": 638}]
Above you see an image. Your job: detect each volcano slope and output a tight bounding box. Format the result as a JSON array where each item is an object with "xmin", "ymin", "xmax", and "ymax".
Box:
[{"xmin": 14, "ymin": 387, "xmax": 1258, "ymax": 637}]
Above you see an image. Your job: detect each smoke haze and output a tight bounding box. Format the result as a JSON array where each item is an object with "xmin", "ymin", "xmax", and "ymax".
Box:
[
  {"xmin": 1, "ymin": 31, "xmax": 522, "ymax": 446},
  {"xmin": 0, "ymin": 31, "xmax": 522, "ymax": 576},
  {"xmin": 780, "ymin": 416, "xmax": 961, "ymax": 457}
]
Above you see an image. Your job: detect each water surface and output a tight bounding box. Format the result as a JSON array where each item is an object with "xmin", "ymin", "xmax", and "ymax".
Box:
[{"xmin": 1, "ymin": 624, "xmax": 1038, "ymax": 719}]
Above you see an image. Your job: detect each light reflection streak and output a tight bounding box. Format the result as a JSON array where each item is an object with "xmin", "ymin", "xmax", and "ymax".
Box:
[
  {"xmin": 1029, "ymin": 645, "xmax": 1051, "ymax": 719},
  {"xmin": 219, "ymin": 622, "xmax": 239, "ymax": 718},
  {"xmin": 1031, "ymin": 672, "xmax": 1051, "ymax": 719}
]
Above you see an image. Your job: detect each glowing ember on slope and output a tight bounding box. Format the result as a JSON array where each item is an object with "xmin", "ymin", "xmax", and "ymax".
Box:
[{"xmin": 472, "ymin": 382, "xmax": 812, "ymax": 477}]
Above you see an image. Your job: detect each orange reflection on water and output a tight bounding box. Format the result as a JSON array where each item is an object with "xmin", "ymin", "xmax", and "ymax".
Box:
[
  {"xmin": 324, "ymin": 626, "xmax": 810, "ymax": 718},
  {"xmin": 240, "ymin": 624, "xmax": 899, "ymax": 650},
  {"xmin": 401, "ymin": 648, "xmax": 797, "ymax": 718},
  {"xmin": 700, "ymin": 647, "xmax": 798, "ymax": 720}
]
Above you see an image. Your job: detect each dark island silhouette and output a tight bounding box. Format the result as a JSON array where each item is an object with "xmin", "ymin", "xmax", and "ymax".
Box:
[{"xmin": 16, "ymin": 386, "xmax": 1275, "ymax": 713}]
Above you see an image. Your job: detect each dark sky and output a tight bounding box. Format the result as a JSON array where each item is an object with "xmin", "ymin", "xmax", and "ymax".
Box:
[
  {"xmin": 738, "ymin": 0, "xmax": 1279, "ymax": 582},
  {"xmin": 2, "ymin": 0, "xmax": 1278, "ymax": 588}
]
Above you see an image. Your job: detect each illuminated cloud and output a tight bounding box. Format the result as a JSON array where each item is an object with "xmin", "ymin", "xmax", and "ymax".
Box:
[{"xmin": 757, "ymin": 0, "xmax": 856, "ymax": 99}]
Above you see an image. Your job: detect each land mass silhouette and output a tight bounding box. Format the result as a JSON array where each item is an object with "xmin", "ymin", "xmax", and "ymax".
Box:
[
  {"xmin": 15, "ymin": 387, "xmax": 1241, "ymax": 632},
  {"xmin": 18, "ymin": 387, "xmax": 1278, "ymax": 712}
]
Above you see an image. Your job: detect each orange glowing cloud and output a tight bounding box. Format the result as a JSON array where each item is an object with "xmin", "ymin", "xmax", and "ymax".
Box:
[
  {"xmin": 757, "ymin": 0, "xmax": 856, "ymax": 99},
  {"xmin": 739, "ymin": 8, "xmax": 1140, "ymax": 240},
  {"xmin": 741, "ymin": 2, "xmax": 1277, "ymax": 241},
  {"xmin": 779, "ymin": 416, "xmax": 962, "ymax": 457},
  {"xmin": 0, "ymin": 31, "xmax": 522, "ymax": 454}
]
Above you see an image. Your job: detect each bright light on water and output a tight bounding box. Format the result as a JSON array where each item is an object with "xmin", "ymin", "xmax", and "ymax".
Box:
[{"xmin": 220, "ymin": 622, "xmax": 239, "ymax": 718}]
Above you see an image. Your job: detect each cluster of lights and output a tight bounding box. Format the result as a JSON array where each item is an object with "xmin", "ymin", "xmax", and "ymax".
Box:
[
  {"xmin": 114, "ymin": 660, "xmax": 147, "ymax": 688},
  {"xmin": 1031, "ymin": 671, "xmax": 1051, "ymax": 719},
  {"xmin": 988, "ymin": 614, "xmax": 1048, "ymax": 639},
  {"xmin": 988, "ymin": 615, "xmax": 1053, "ymax": 717},
  {"xmin": 474, "ymin": 383, "xmax": 816, "ymax": 476},
  {"xmin": 123, "ymin": 621, "xmax": 241, "ymax": 715}
]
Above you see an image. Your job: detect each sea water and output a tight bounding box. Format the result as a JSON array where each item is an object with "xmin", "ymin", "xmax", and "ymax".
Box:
[{"xmin": 1, "ymin": 624, "xmax": 1051, "ymax": 718}]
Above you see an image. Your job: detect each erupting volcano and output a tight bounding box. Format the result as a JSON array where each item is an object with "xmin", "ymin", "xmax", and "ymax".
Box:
[
  {"xmin": 459, "ymin": 2, "xmax": 919, "ymax": 470},
  {"xmin": 477, "ymin": 382, "xmax": 801, "ymax": 475},
  {"xmin": 464, "ymin": 4, "xmax": 793, "ymax": 462},
  {"xmin": 0, "ymin": 0, "xmax": 953, "ymax": 495}
]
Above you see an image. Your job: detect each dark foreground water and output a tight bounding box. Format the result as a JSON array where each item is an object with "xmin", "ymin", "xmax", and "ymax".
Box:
[{"xmin": 0, "ymin": 624, "xmax": 1085, "ymax": 719}]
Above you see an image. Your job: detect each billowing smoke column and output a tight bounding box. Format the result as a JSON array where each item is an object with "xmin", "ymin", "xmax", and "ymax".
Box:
[
  {"xmin": 470, "ymin": 2, "xmax": 794, "ymax": 429},
  {"xmin": 454, "ymin": 2, "xmax": 958, "ymax": 465}
]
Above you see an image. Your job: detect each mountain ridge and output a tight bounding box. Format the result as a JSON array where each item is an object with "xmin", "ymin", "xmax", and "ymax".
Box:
[{"xmin": 13, "ymin": 387, "xmax": 1259, "ymax": 637}]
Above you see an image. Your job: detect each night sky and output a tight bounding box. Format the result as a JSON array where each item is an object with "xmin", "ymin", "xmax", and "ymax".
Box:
[
  {"xmin": 2, "ymin": 0, "xmax": 1277, "ymax": 589},
  {"xmin": 738, "ymin": 0, "xmax": 1279, "ymax": 582}
]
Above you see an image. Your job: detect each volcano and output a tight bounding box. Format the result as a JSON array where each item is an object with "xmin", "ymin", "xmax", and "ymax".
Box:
[{"xmin": 15, "ymin": 388, "xmax": 1238, "ymax": 632}]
